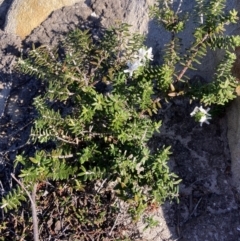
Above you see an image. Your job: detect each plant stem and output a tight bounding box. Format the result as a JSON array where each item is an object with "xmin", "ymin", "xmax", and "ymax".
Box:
[
  {"xmin": 176, "ymin": 33, "xmax": 209, "ymax": 81},
  {"xmin": 11, "ymin": 174, "xmax": 39, "ymax": 241}
]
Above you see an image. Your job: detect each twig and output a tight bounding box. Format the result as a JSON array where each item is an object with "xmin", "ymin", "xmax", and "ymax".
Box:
[
  {"xmin": 0, "ymin": 120, "xmax": 33, "ymax": 155},
  {"xmin": 11, "ymin": 174, "xmax": 39, "ymax": 241},
  {"xmin": 109, "ymin": 213, "xmax": 120, "ymax": 236},
  {"xmin": 189, "ymin": 197, "xmax": 202, "ymax": 217},
  {"xmin": 54, "ymin": 135, "xmax": 78, "ymax": 145},
  {"xmin": 176, "ymin": 33, "xmax": 209, "ymax": 81},
  {"xmin": 0, "ymin": 141, "xmax": 30, "ymax": 155},
  {"xmin": 6, "ymin": 120, "xmax": 34, "ymax": 138},
  {"xmin": 96, "ymin": 178, "xmax": 108, "ymax": 193},
  {"xmin": 50, "ymin": 154, "xmax": 74, "ymax": 159}
]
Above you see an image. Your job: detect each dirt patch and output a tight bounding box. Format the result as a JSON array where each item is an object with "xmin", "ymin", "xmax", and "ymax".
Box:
[{"xmin": 0, "ymin": 1, "xmax": 240, "ymax": 240}]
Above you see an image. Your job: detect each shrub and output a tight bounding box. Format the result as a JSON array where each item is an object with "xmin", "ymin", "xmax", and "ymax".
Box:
[
  {"xmin": 1, "ymin": 0, "xmax": 240, "ymax": 239},
  {"xmin": 1, "ymin": 23, "xmax": 180, "ymax": 240}
]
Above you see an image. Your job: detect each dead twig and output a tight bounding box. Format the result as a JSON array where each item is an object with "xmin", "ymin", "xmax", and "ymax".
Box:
[
  {"xmin": 11, "ymin": 174, "xmax": 39, "ymax": 241},
  {"xmin": 96, "ymin": 178, "xmax": 108, "ymax": 193},
  {"xmin": 189, "ymin": 197, "xmax": 202, "ymax": 217},
  {"xmin": 109, "ymin": 213, "xmax": 120, "ymax": 237}
]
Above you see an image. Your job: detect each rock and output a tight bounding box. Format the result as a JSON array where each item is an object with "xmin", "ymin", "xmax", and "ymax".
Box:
[
  {"xmin": 0, "ymin": 0, "xmax": 14, "ymax": 28},
  {"xmin": 24, "ymin": 2, "xmax": 93, "ymax": 47},
  {"xmin": 0, "ymin": 29, "xmax": 21, "ymax": 118},
  {"xmin": 90, "ymin": 0, "xmax": 154, "ymax": 34},
  {"xmin": 4, "ymin": 0, "xmax": 83, "ymax": 39}
]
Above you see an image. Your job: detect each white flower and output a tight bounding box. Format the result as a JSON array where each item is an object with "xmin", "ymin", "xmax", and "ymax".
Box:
[
  {"xmin": 123, "ymin": 60, "xmax": 142, "ymax": 77},
  {"xmin": 135, "ymin": 47, "xmax": 153, "ymax": 62},
  {"xmin": 135, "ymin": 48, "xmax": 146, "ymax": 60},
  {"xmin": 124, "ymin": 46, "xmax": 153, "ymax": 78},
  {"xmin": 190, "ymin": 106, "xmax": 211, "ymax": 127},
  {"xmin": 90, "ymin": 12, "xmax": 98, "ymax": 18},
  {"xmin": 145, "ymin": 47, "xmax": 153, "ymax": 61}
]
